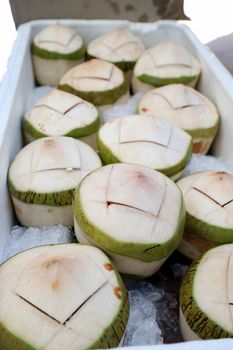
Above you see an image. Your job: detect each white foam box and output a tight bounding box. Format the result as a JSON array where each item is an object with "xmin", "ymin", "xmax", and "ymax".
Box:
[{"xmin": 1, "ymin": 19, "xmax": 233, "ymax": 349}]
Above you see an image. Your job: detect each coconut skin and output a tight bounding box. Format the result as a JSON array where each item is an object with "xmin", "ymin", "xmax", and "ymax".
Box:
[
  {"xmin": 97, "ymin": 114, "xmax": 192, "ymax": 180},
  {"xmin": 0, "ymin": 244, "xmax": 129, "ymax": 350},
  {"xmin": 73, "ymin": 163, "xmax": 186, "ymax": 277},
  {"xmin": 59, "ymin": 59, "xmax": 129, "ymax": 114},
  {"xmin": 32, "ymin": 24, "xmax": 85, "ymax": 86},
  {"xmin": 177, "ymin": 171, "xmax": 233, "ymax": 259},
  {"xmin": 132, "ymin": 42, "xmax": 201, "ymax": 94},
  {"xmin": 180, "ymin": 245, "xmax": 233, "ymax": 340},
  {"xmin": 23, "ymin": 89, "xmax": 100, "ymax": 148},
  {"xmin": 8, "ymin": 137, "xmax": 101, "ymax": 227},
  {"xmin": 138, "ymin": 84, "xmax": 219, "ymax": 155}
]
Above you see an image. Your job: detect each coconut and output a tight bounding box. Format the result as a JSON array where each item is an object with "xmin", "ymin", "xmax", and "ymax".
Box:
[
  {"xmin": 87, "ymin": 28, "xmax": 145, "ymax": 80},
  {"xmin": 59, "ymin": 58, "xmax": 129, "ymax": 115},
  {"xmin": 138, "ymin": 84, "xmax": 219, "ymax": 154},
  {"xmin": 8, "ymin": 136, "xmax": 101, "ymax": 227},
  {"xmin": 73, "ymin": 163, "xmax": 185, "ymax": 277},
  {"xmin": 32, "ymin": 23, "xmax": 85, "ymax": 86},
  {"xmin": 0, "ymin": 244, "xmax": 129, "ymax": 350},
  {"xmin": 180, "ymin": 244, "xmax": 233, "ymax": 340},
  {"xmin": 132, "ymin": 42, "xmax": 201, "ymax": 94},
  {"xmin": 23, "ymin": 89, "xmax": 100, "ymax": 149},
  {"xmin": 177, "ymin": 171, "xmax": 233, "ymax": 260},
  {"xmin": 97, "ymin": 114, "xmax": 192, "ymax": 181}
]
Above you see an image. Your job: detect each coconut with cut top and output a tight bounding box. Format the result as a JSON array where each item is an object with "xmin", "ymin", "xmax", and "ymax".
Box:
[
  {"xmin": 177, "ymin": 171, "xmax": 233, "ymax": 260},
  {"xmin": 97, "ymin": 114, "xmax": 192, "ymax": 180},
  {"xmin": 73, "ymin": 163, "xmax": 185, "ymax": 277},
  {"xmin": 23, "ymin": 89, "xmax": 100, "ymax": 149},
  {"xmin": 0, "ymin": 244, "xmax": 129, "ymax": 350},
  {"xmin": 8, "ymin": 136, "xmax": 101, "ymax": 227},
  {"xmin": 138, "ymin": 84, "xmax": 219, "ymax": 154},
  {"xmin": 180, "ymin": 244, "xmax": 233, "ymax": 340},
  {"xmin": 87, "ymin": 28, "xmax": 145, "ymax": 80},
  {"xmin": 132, "ymin": 42, "xmax": 201, "ymax": 94},
  {"xmin": 32, "ymin": 23, "xmax": 85, "ymax": 86},
  {"xmin": 59, "ymin": 58, "xmax": 129, "ymax": 115}
]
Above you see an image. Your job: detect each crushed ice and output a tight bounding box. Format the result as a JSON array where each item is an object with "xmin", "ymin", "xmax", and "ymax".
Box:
[
  {"xmin": 3, "ymin": 225, "xmax": 76, "ymax": 261},
  {"xmin": 183, "ymin": 153, "xmax": 231, "ymax": 177},
  {"xmin": 124, "ymin": 280, "xmax": 164, "ymax": 346},
  {"xmin": 103, "ymin": 92, "xmax": 144, "ymax": 122},
  {"xmin": 26, "ymin": 85, "xmax": 53, "ymax": 110}
]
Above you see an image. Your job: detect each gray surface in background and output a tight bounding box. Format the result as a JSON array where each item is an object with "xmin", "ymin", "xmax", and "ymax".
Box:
[{"xmin": 10, "ymin": 0, "xmax": 187, "ymax": 27}]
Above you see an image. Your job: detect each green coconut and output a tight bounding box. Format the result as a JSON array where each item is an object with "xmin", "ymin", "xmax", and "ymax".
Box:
[
  {"xmin": 132, "ymin": 42, "xmax": 201, "ymax": 94},
  {"xmin": 180, "ymin": 244, "xmax": 233, "ymax": 340},
  {"xmin": 73, "ymin": 163, "xmax": 185, "ymax": 277},
  {"xmin": 138, "ymin": 84, "xmax": 219, "ymax": 154},
  {"xmin": 32, "ymin": 23, "xmax": 85, "ymax": 86},
  {"xmin": 23, "ymin": 89, "xmax": 100, "ymax": 149},
  {"xmin": 8, "ymin": 136, "xmax": 101, "ymax": 227},
  {"xmin": 59, "ymin": 58, "xmax": 129, "ymax": 115},
  {"xmin": 97, "ymin": 114, "xmax": 192, "ymax": 180},
  {"xmin": 177, "ymin": 171, "xmax": 233, "ymax": 260},
  {"xmin": 87, "ymin": 28, "xmax": 145, "ymax": 80},
  {"xmin": 0, "ymin": 244, "xmax": 129, "ymax": 350}
]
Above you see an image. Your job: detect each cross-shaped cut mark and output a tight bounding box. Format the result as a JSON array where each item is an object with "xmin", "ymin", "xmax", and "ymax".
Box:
[
  {"xmin": 38, "ymin": 32, "xmax": 80, "ymax": 49},
  {"xmin": 15, "ymin": 280, "xmax": 108, "ymax": 326},
  {"xmin": 192, "ymin": 187, "xmax": 233, "ymax": 208},
  {"xmin": 32, "ymin": 101, "xmax": 85, "ymax": 116},
  {"xmin": 151, "ymin": 92, "xmax": 205, "ymax": 110}
]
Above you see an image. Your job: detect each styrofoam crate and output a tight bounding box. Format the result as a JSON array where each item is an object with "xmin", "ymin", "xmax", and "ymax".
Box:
[{"xmin": 1, "ymin": 19, "xmax": 233, "ymax": 349}]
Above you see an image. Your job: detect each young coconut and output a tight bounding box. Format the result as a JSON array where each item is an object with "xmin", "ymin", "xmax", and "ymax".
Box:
[
  {"xmin": 177, "ymin": 171, "xmax": 233, "ymax": 260},
  {"xmin": 59, "ymin": 58, "xmax": 129, "ymax": 115},
  {"xmin": 23, "ymin": 89, "xmax": 100, "ymax": 149},
  {"xmin": 97, "ymin": 114, "xmax": 192, "ymax": 181},
  {"xmin": 0, "ymin": 244, "xmax": 129, "ymax": 350},
  {"xmin": 132, "ymin": 42, "xmax": 201, "ymax": 94},
  {"xmin": 180, "ymin": 244, "xmax": 233, "ymax": 340},
  {"xmin": 8, "ymin": 136, "xmax": 101, "ymax": 227},
  {"xmin": 73, "ymin": 163, "xmax": 185, "ymax": 278},
  {"xmin": 138, "ymin": 84, "xmax": 219, "ymax": 154},
  {"xmin": 87, "ymin": 28, "xmax": 145, "ymax": 81},
  {"xmin": 32, "ymin": 23, "xmax": 85, "ymax": 86}
]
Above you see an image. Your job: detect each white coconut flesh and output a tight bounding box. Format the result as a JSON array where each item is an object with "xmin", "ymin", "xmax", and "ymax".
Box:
[
  {"xmin": 0, "ymin": 244, "xmax": 128, "ymax": 350},
  {"xmin": 87, "ymin": 28, "xmax": 145, "ymax": 66},
  {"xmin": 132, "ymin": 42, "xmax": 201, "ymax": 93},
  {"xmin": 178, "ymin": 171, "xmax": 233, "ymax": 234},
  {"xmin": 138, "ymin": 84, "xmax": 219, "ymax": 154},
  {"xmin": 33, "ymin": 23, "xmax": 84, "ymax": 56},
  {"xmin": 59, "ymin": 59, "xmax": 129, "ymax": 110},
  {"xmin": 73, "ymin": 163, "xmax": 184, "ymax": 276},
  {"xmin": 180, "ymin": 244, "xmax": 233, "ymax": 339},
  {"xmin": 24, "ymin": 89, "xmax": 99, "ymax": 144},
  {"xmin": 8, "ymin": 137, "xmax": 101, "ymax": 227},
  {"xmin": 98, "ymin": 114, "xmax": 192, "ymax": 178}
]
